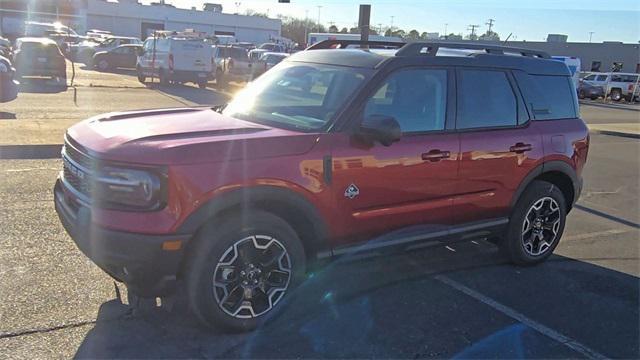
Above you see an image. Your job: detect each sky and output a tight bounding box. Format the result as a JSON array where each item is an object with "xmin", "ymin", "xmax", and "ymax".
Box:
[{"xmin": 142, "ymin": 0, "xmax": 640, "ymax": 43}]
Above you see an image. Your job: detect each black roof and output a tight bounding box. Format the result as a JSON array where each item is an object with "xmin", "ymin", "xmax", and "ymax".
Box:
[{"xmin": 289, "ymin": 40, "xmax": 570, "ymax": 76}]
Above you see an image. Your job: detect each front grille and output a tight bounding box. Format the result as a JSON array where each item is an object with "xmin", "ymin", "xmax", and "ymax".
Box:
[{"xmin": 61, "ymin": 140, "xmax": 95, "ymax": 199}]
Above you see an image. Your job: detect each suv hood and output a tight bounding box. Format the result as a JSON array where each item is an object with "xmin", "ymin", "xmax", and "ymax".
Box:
[{"xmin": 66, "ymin": 107, "xmax": 320, "ymax": 165}]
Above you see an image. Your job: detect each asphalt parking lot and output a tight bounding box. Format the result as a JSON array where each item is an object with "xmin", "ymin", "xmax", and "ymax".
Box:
[{"xmin": 0, "ymin": 64, "xmax": 638, "ymax": 359}]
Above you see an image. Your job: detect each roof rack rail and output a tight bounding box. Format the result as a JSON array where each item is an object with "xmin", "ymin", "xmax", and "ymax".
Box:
[
  {"xmin": 396, "ymin": 42, "xmax": 550, "ymax": 58},
  {"xmin": 306, "ymin": 39, "xmax": 406, "ymax": 50},
  {"xmin": 306, "ymin": 39, "xmax": 550, "ymax": 59}
]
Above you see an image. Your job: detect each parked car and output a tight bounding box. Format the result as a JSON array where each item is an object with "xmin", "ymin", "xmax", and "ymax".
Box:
[
  {"xmin": 0, "ymin": 55, "xmax": 19, "ymax": 102},
  {"xmin": 582, "ymin": 72, "xmax": 639, "ymax": 102},
  {"xmin": 258, "ymin": 42, "xmax": 286, "ymax": 53},
  {"xmin": 213, "ymin": 45, "xmax": 252, "ymax": 85},
  {"xmin": 248, "ymin": 48, "xmax": 268, "ymax": 62},
  {"xmin": 251, "ymin": 52, "xmax": 289, "ymax": 79},
  {"xmin": 137, "ymin": 31, "xmax": 213, "ymax": 88},
  {"xmin": 24, "ymin": 21, "xmax": 79, "ymax": 38},
  {"xmin": 92, "ymin": 44, "xmax": 142, "ymax": 71},
  {"xmin": 13, "ymin": 37, "xmax": 66, "ymax": 85},
  {"xmin": 71, "ymin": 36, "xmax": 142, "ymax": 64},
  {"xmin": 55, "ymin": 41, "xmax": 589, "ymax": 332},
  {"xmin": 577, "ymin": 80, "xmax": 605, "ymax": 100}
]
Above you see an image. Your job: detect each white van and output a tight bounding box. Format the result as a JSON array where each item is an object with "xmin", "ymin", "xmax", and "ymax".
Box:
[
  {"xmin": 551, "ymin": 56, "xmax": 581, "ymax": 89},
  {"xmin": 137, "ymin": 31, "xmax": 214, "ymax": 88}
]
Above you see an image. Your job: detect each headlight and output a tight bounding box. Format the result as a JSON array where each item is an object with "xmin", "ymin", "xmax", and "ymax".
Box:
[{"xmin": 94, "ymin": 166, "xmax": 165, "ymax": 210}]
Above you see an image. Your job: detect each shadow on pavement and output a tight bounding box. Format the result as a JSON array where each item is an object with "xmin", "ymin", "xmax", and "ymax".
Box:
[
  {"xmin": 148, "ymin": 82, "xmax": 231, "ymax": 107},
  {"xmin": 78, "ymin": 65, "xmax": 137, "ymax": 77},
  {"xmin": 75, "ymin": 242, "xmax": 639, "ymax": 359},
  {"xmin": 0, "ymin": 111, "xmax": 16, "ymax": 120},
  {"xmin": 18, "ymin": 78, "xmax": 67, "ymax": 94}
]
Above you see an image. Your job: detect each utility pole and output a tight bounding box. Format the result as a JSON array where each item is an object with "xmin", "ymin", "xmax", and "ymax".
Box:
[
  {"xmin": 234, "ymin": 2, "xmax": 241, "ymax": 15},
  {"xmin": 444, "ymin": 23, "xmax": 448, "ymax": 36},
  {"xmin": 589, "ymin": 31, "xmax": 594, "ymax": 43},
  {"xmin": 304, "ymin": 9, "xmax": 309, "ymax": 45},
  {"xmin": 486, "ymin": 18, "xmax": 495, "ymax": 33},
  {"xmin": 317, "ymin": 5, "xmax": 322, "ymax": 32},
  {"xmin": 378, "ymin": 23, "xmax": 383, "ymax": 34},
  {"xmin": 390, "ymin": 16, "xmax": 395, "ymax": 31},
  {"xmin": 468, "ymin": 24, "xmax": 480, "ymax": 39}
]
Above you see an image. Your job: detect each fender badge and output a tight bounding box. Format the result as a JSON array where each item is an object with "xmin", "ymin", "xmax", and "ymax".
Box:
[{"xmin": 344, "ymin": 183, "xmax": 360, "ymax": 199}]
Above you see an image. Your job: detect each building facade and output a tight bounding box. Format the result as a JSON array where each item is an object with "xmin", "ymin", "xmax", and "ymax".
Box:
[{"xmin": 1, "ymin": 0, "xmax": 281, "ymax": 45}]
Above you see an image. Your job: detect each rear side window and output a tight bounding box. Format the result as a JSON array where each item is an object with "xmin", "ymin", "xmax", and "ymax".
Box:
[
  {"xmin": 595, "ymin": 75, "xmax": 607, "ymax": 81},
  {"xmin": 514, "ymin": 73, "xmax": 577, "ymax": 120},
  {"xmin": 457, "ymin": 70, "xmax": 517, "ymax": 129}
]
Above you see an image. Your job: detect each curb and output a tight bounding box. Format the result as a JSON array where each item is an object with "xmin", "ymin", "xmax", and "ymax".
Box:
[
  {"xmin": 0, "ymin": 145, "xmax": 62, "ymax": 160},
  {"xmin": 579, "ymin": 101, "xmax": 640, "ymax": 112},
  {"xmin": 589, "ymin": 129, "xmax": 640, "ymax": 140}
]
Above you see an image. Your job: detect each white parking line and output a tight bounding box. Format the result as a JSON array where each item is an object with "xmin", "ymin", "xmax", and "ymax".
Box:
[{"xmin": 434, "ymin": 275, "xmax": 608, "ymax": 360}]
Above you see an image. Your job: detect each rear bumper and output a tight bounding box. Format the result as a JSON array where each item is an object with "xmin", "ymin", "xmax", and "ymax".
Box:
[
  {"xmin": 54, "ymin": 179, "xmax": 191, "ymax": 297},
  {"xmin": 170, "ymin": 69, "xmax": 213, "ymax": 82}
]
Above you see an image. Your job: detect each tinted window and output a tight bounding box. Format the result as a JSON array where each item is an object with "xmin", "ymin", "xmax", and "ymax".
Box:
[
  {"xmin": 596, "ymin": 75, "xmax": 608, "ymax": 81},
  {"xmin": 457, "ymin": 70, "xmax": 516, "ymax": 129},
  {"xmin": 364, "ymin": 69, "xmax": 447, "ymax": 133},
  {"xmin": 515, "ymin": 73, "xmax": 577, "ymax": 120},
  {"xmin": 583, "ymin": 74, "xmax": 596, "ymax": 81}
]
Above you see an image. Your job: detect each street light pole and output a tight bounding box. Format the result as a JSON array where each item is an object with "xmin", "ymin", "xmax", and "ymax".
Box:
[
  {"xmin": 317, "ymin": 6, "xmax": 322, "ymax": 32},
  {"xmin": 589, "ymin": 31, "xmax": 594, "ymax": 43}
]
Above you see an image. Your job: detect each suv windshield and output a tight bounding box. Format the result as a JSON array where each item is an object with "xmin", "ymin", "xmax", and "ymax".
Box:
[{"xmin": 223, "ymin": 62, "xmax": 370, "ymax": 131}]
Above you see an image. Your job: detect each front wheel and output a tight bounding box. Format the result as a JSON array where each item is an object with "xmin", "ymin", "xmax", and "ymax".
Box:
[
  {"xmin": 500, "ymin": 180, "xmax": 567, "ymax": 265},
  {"xmin": 97, "ymin": 59, "xmax": 110, "ymax": 71},
  {"xmin": 137, "ymin": 69, "xmax": 146, "ymax": 83},
  {"xmin": 610, "ymin": 88, "xmax": 622, "ymax": 102},
  {"xmin": 186, "ymin": 210, "xmax": 306, "ymax": 331}
]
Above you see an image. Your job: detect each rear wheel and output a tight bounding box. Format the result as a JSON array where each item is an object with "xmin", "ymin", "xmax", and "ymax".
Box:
[
  {"xmin": 186, "ymin": 210, "xmax": 305, "ymax": 331},
  {"xmin": 610, "ymin": 88, "xmax": 622, "ymax": 102},
  {"xmin": 137, "ymin": 68, "xmax": 146, "ymax": 83},
  {"xmin": 97, "ymin": 59, "xmax": 110, "ymax": 71},
  {"xmin": 198, "ymin": 81, "xmax": 207, "ymax": 89},
  {"xmin": 500, "ymin": 180, "xmax": 567, "ymax": 265}
]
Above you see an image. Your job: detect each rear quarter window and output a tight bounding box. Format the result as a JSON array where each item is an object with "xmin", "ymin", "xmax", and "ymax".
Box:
[{"xmin": 514, "ymin": 73, "xmax": 577, "ymax": 120}]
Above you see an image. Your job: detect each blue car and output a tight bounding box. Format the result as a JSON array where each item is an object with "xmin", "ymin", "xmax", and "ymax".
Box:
[{"xmin": 0, "ymin": 55, "xmax": 19, "ymax": 103}]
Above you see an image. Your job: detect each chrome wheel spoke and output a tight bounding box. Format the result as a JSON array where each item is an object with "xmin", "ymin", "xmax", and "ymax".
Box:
[{"xmin": 212, "ymin": 235, "xmax": 292, "ymax": 319}]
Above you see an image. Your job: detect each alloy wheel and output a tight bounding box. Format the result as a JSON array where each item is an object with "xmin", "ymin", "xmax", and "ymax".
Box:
[
  {"xmin": 521, "ymin": 197, "xmax": 561, "ymax": 256},
  {"xmin": 212, "ymin": 235, "xmax": 291, "ymax": 319}
]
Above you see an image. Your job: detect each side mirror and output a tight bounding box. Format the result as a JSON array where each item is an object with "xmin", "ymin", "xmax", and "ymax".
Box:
[{"xmin": 359, "ymin": 114, "xmax": 401, "ymax": 146}]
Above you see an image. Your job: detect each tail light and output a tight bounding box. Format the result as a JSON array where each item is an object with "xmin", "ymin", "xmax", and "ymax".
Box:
[{"xmin": 168, "ymin": 54, "xmax": 174, "ymax": 71}]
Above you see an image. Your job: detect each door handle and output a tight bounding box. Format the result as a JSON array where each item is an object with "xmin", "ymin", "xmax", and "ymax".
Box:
[
  {"xmin": 510, "ymin": 143, "xmax": 533, "ymax": 153},
  {"xmin": 422, "ymin": 149, "xmax": 451, "ymax": 162}
]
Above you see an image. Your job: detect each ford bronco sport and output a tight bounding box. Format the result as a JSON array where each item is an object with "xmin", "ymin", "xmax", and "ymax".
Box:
[{"xmin": 54, "ymin": 40, "xmax": 589, "ymax": 331}]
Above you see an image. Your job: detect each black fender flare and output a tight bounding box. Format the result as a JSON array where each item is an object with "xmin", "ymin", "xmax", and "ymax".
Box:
[
  {"xmin": 510, "ymin": 160, "xmax": 581, "ymax": 210},
  {"xmin": 177, "ymin": 185, "xmax": 330, "ymax": 256}
]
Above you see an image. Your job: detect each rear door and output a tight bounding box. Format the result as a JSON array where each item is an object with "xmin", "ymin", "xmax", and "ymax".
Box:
[
  {"xmin": 454, "ymin": 68, "xmax": 543, "ymax": 224},
  {"xmin": 171, "ymin": 39, "xmax": 212, "ymax": 72},
  {"xmin": 331, "ymin": 67, "xmax": 459, "ymax": 243}
]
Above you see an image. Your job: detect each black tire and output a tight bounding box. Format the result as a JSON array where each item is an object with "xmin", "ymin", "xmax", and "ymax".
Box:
[
  {"xmin": 198, "ymin": 81, "xmax": 207, "ymax": 89},
  {"xmin": 137, "ymin": 68, "xmax": 146, "ymax": 83},
  {"xmin": 590, "ymin": 95, "xmax": 599, "ymax": 100},
  {"xmin": 97, "ymin": 58, "xmax": 110, "ymax": 71},
  {"xmin": 159, "ymin": 69, "xmax": 169, "ymax": 85},
  {"xmin": 610, "ymin": 88, "xmax": 622, "ymax": 102},
  {"xmin": 185, "ymin": 210, "xmax": 306, "ymax": 332},
  {"xmin": 500, "ymin": 180, "xmax": 567, "ymax": 266}
]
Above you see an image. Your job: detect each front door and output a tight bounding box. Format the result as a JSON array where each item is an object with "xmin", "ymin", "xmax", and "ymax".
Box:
[{"xmin": 331, "ymin": 68, "xmax": 459, "ymax": 243}]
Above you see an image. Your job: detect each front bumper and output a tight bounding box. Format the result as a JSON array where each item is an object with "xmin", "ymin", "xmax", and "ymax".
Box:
[{"xmin": 54, "ymin": 179, "xmax": 191, "ymax": 297}]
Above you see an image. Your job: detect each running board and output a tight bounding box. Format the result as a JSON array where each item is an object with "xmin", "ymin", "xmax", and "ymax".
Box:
[{"xmin": 316, "ymin": 218, "xmax": 508, "ymax": 259}]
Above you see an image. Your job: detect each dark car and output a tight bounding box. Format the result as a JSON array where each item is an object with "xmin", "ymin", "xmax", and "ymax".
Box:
[
  {"xmin": 92, "ymin": 44, "xmax": 142, "ymax": 71},
  {"xmin": 55, "ymin": 40, "xmax": 589, "ymax": 332},
  {"xmin": 251, "ymin": 52, "xmax": 289, "ymax": 79},
  {"xmin": 0, "ymin": 55, "xmax": 19, "ymax": 102},
  {"xmin": 578, "ymin": 80, "xmax": 604, "ymax": 100},
  {"xmin": 13, "ymin": 37, "xmax": 66, "ymax": 85}
]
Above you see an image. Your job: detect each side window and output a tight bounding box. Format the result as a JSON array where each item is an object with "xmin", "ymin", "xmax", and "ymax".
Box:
[
  {"xmin": 363, "ymin": 69, "xmax": 447, "ymax": 133},
  {"xmin": 457, "ymin": 70, "xmax": 517, "ymax": 129},
  {"xmin": 583, "ymin": 74, "xmax": 596, "ymax": 81},
  {"xmin": 596, "ymin": 75, "xmax": 608, "ymax": 81},
  {"xmin": 514, "ymin": 73, "xmax": 577, "ymax": 120},
  {"xmin": 143, "ymin": 40, "xmax": 153, "ymax": 52}
]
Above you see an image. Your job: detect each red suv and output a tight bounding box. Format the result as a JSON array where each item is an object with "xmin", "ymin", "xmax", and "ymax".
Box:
[{"xmin": 54, "ymin": 41, "xmax": 589, "ymax": 331}]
